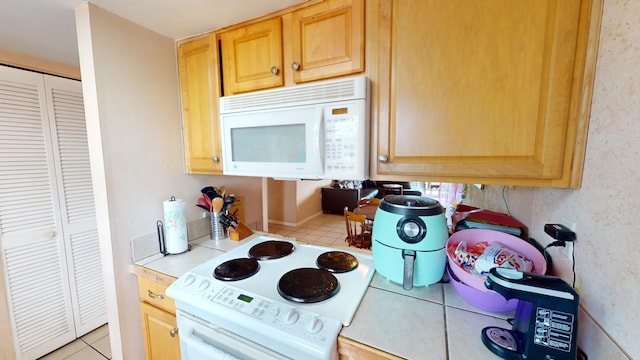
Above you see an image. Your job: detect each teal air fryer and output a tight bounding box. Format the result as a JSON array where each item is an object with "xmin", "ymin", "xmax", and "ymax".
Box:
[{"xmin": 372, "ymin": 195, "xmax": 448, "ymax": 290}]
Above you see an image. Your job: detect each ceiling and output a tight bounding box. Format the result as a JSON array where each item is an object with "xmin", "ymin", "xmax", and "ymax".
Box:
[{"xmin": 0, "ymin": 0, "xmax": 303, "ymax": 68}]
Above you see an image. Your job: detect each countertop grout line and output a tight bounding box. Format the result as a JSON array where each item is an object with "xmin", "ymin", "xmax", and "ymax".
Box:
[{"xmin": 443, "ymin": 295, "xmax": 450, "ymax": 360}]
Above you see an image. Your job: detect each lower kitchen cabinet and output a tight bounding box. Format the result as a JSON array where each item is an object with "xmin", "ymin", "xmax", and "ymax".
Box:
[
  {"xmin": 137, "ymin": 274, "xmax": 180, "ymax": 359},
  {"xmin": 338, "ymin": 336, "xmax": 402, "ymax": 359},
  {"xmin": 139, "ymin": 302, "xmax": 181, "ymax": 360}
]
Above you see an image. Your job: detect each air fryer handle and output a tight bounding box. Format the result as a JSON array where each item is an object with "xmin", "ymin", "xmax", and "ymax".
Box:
[{"xmin": 402, "ymin": 250, "xmax": 416, "ymax": 290}]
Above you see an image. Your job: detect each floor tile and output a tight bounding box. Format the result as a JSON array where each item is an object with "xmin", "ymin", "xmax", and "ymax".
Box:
[
  {"xmin": 38, "ymin": 340, "xmax": 87, "ymax": 360},
  {"xmin": 81, "ymin": 324, "xmax": 109, "ymax": 344},
  {"xmin": 64, "ymin": 346, "xmax": 108, "ymax": 360},
  {"xmin": 91, "ymin": 335, "xmax": 112, "ymax": 359}
]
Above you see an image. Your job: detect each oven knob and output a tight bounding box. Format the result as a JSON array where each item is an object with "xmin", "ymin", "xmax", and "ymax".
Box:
[
  {"xmin": 183, "ymin": 274, "xmax": 196, "ymax": 286},
  {"xmin": 198, "ymin": 279, "xmax": 210, "ymax": 291},
  {"xmin": 283, "ymin": 309, "xmax": 299, "ymax": 324},
  {"xmin": 306, "ymin": 316, "xmax": 323, "ymax": 334}
]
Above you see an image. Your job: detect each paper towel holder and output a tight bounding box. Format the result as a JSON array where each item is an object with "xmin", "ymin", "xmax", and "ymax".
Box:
[
  {"xmin": 156, "ymin": 219, "xmax": 191, "ymax": 256},
  {"xmin": 157, "ymin": 220, "xmax": 168, "ymax": 256}
]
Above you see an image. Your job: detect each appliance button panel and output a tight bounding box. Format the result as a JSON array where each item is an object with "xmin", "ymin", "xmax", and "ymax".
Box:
[
  {"xmin": 396, "ymin": 216, "xmax": 427, "ymax": 243},
  {"xmin": 306, "ymin": 316, "xmax": 323, "ymax": 333},
  {"xmin": 284, "ymin": 309, "xmax": 300, "ymax": 324},
  {"xmin": 182, "ymin": 274, "xmax": 196, "ymax": 286},
  {"xmin": 197, "ymin": 279, "xmax": 210, "ymax": 291}
]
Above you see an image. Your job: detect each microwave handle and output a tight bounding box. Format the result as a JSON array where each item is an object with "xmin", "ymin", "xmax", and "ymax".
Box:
[{"xmin": 315, "ymin": 105, "xmax": 325, "ymax": 176}]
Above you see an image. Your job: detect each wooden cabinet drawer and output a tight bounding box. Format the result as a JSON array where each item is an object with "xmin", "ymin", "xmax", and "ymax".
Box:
[
  {"xmin": 338, "ymin": 336, "xmax": 401, "ymax": 359},
  {"xmin": 137, "ymin": 277, "xmax": 176, "ymax": 314}
]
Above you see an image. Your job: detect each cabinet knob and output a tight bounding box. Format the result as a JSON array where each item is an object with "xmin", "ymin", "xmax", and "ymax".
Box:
[
  {"xmin": 45, "ymin": 231, "xmax": 57, "ymax": 239},
  {"xmin": 291, "ymin": 62, "xmax": 300, "ymax": 71},
  {"xmin": 378, "ymin": 155, "xmax": 389, "ymax": 164},
  {"xmin": 212, "ymin": 156, "xmax": 220, "ymax": 163},
  {"xmin": 270, "ymin": 66, "xmax": 280, "ymax": 75},
  {"xmin": 169, "ymin": 328, "xmax": 178, "ymax": 337}
]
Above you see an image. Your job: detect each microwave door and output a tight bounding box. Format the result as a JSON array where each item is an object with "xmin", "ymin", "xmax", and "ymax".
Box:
[{"xmin": 221, "ymin": 105, "xmax": 321, "ymax": 179}]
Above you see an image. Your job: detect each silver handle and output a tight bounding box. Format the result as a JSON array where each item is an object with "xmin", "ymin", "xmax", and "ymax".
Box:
[
  {"xmin": 170, "ymin": 328, "xmax": 178, "ymax": 337},
  {"xmin": 270, "ymin": 66, "xmax": 279, "ymax": 75},
  {"xmin": 402, "ymin": 249, "xmax": 416, "ymax": 291},
  {"xmin": 291, "ymin": 62, "xmax": 300, "ymax": 71},
  {"xmin": 378, "ymin": 155, "xmax": 389, "ymax": 163},
  {"xmin": 212, "ymin": 156, "xmax": 220, "ymax": 163},
  {"xmin": 147, "ymin": 290, "xmax": 164, "ymax": 299}
]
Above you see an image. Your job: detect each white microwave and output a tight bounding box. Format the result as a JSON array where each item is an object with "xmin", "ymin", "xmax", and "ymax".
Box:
[{"xmin": 219, "ymin": 75, "xmax": 369, "ymax": 180}]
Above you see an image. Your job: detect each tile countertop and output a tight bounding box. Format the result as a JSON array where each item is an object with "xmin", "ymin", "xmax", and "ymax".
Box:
[{"xmin": 132, "ymin": 234, "xmax": 509, "ymax": 360}]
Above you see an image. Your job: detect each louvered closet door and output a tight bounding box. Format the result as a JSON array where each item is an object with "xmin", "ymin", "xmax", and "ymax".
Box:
[
  {"xmin": 0, "ymin": 66, "xmax": 76, "ymax": 359},
  {"xmin": 44, "ymin": 75, "xmax": 106, "ymax": 336}
]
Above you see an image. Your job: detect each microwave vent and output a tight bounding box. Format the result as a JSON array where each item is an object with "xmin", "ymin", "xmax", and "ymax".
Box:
[{"xmin": 220, "ymin": 75, "xmax": 367, "ymax": 113}]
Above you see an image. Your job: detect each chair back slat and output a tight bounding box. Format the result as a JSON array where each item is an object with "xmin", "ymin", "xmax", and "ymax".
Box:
[{"xmin": 343, "ymin": 207, "xmax": 372, "ymax": 249}]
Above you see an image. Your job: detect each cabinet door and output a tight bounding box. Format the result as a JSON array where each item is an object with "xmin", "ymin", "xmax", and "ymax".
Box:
[
  {"xmin": 140, "ymin": 302, "xmax": 181, "ymax": 360},
  {"xmin": 291, "ymin": 0, "xmax": 364, "ymax": 83},
  {"xmin": 178, "ymin": 34, "xmax": 223, "ymax": 174},
  {"xmin": 371, "ymin": 0, "xmax": 600, "ymax": 187},
  {"xmin": 220, "ymin": 17, "xmax": 283, "ymax": 95}
]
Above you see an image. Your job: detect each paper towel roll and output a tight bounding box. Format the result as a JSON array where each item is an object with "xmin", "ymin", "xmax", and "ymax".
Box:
[{"xmin": 163, "ymin": 197, "xmax": 188, "ymax": 254}]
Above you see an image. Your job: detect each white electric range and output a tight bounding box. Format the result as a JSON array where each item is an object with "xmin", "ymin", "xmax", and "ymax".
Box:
[{"xmin": 166, "ymin": 234, "xmax": 375, "ymax": 360}]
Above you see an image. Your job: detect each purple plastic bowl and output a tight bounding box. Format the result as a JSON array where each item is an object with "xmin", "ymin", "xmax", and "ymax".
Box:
[
  {"xmin": 447, "ymin": 266, "xmax": 518, "ymax": 313},
  {"xmin": 446, "ymin": 229, "xmax": 547, "ymax": 292}
]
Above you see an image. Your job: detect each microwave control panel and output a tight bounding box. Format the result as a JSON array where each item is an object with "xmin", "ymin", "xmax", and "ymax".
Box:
[{"xmin": 324, "ymin": 103, "xmax": 368, "ymax": 179}]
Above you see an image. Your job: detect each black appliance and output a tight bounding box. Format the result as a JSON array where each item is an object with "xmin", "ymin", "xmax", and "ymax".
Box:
[{"xmin": 481, "ymin": 267, "xmax": 579, "ymax": 360}]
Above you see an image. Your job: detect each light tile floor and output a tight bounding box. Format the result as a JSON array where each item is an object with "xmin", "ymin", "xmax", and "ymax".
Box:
[
  {"xmin": 39, "ymin": 324, "xmax": 111, "ymax": 359},
  {"xmin": 268, "ymin": 212, "xmax": 357, "ymax": 248},
  {"xmin": 41, "ymin": 213, "xmax": 357, "ymax": 359}
]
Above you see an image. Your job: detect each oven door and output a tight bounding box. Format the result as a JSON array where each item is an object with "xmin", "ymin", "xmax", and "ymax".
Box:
[{"xmin": 177, "ymin": 310, "xmax": 290, "ymax": 360}]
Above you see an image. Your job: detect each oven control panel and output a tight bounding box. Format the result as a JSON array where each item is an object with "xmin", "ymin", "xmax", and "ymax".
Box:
[{"xmin": 169, "ymin": 272, "xmax": 343, "ymax": 350}]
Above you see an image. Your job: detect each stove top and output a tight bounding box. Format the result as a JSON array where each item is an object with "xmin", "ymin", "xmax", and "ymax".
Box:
[{"xmin": 166, "ymin": 234, "xmax": 375, "ymax": 360}]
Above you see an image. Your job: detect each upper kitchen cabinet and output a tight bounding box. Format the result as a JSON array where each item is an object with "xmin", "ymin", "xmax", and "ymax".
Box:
[
  {"xmin": 218, "ymin": 0, "xmax": 365, "ymax": 95},
  {"xmin": 220, "ymin": 17, "xmax": 284, "ymax": 95},
  {"xmin": 178, "ymin": 34, "xmax": 223, "ymax": 174},
  {"xmin": 369, "ymin": 0, "xmax": 603, "ymax": 187},
  {"xmin": 290, "ymin": 0, "xmax": 364, "ymax": 83}
]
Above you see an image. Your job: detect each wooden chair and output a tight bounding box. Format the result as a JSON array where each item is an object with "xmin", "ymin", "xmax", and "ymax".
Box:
[
  {"xmin": 344, "ymin": 207, "xmax": 372, "ymax": 249},
  {"xmin": 356, "ymin": 198, "xmax": 379, "ymax": 232}
]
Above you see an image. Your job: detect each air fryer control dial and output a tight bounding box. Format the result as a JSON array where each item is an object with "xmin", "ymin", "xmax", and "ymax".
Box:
[{"xmin": 396, "ymin": 216, "xmax": 426, "ymax": 244}]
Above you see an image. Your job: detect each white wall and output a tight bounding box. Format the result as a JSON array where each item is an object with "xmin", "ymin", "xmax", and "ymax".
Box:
[
  {"xmin": 75, "ymin": 4, "xmax": 262, "ymax": 358},
  {"xmin": 468, "ymin": 1, "xmax": 639, "ymax": 358}
]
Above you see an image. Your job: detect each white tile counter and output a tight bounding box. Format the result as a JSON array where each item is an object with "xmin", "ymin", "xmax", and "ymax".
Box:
[{"xmin": 133, "ymin": 235, "xmax": 510, "ymax": 359}]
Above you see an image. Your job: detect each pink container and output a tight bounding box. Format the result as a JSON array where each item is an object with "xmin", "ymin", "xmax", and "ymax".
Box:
[
  {"xmin": 447, "ymin": 265, "xmax": 518, "ymax": 312},
  {"xmin": 446, "ymin": 229, "xmax": 547, "ymax": 292}
]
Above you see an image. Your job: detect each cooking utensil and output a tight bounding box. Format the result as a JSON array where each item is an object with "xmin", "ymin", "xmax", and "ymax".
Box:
[
  {"xmin": 219, "ymin": 213, "xmax": 236, "ymax": 229},
  {"xmin": 222, "ymin": 195, "xmax": 235, "ymax": 213},
  {"xmin": 197, "ymin": 197, "xmax": 210, "ymax": 210},
  {"xmin": 201, "ymin": 186, "xmax": 221, "ymax": 200},
  {"xmin": 221, "ymin": 213, "xmax": 239, "ymax": 229},
  {"xmin": 211, "ymin": 197, "xmax": 224, "ymax": 213}
]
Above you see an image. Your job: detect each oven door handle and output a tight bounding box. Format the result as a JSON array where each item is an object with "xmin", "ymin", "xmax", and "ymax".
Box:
[{"xmin": 180, "ymin": 315, "xmax": 289, "ymax": 360}]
